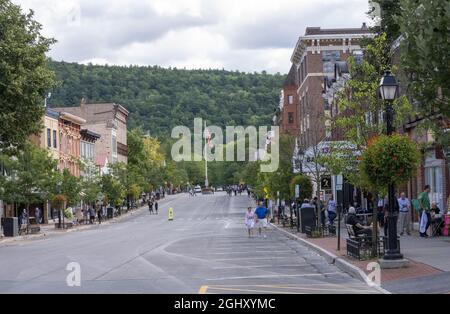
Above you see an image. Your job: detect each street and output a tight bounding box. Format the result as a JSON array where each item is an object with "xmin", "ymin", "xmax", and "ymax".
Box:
[{"xmin": 0, "ymin": 194, "xmax": 379, "ymax": 294}]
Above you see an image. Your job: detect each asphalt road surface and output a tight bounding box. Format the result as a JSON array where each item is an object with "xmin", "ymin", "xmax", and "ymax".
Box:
[{"xmin": 0, "ymin": 193, "xmax": 380, "ymax": 294}]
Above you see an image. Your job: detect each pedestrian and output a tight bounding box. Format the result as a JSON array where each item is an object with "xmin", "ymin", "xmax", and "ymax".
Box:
[
  {"xmin": 83, "ymin": 209, "xmax": 88, "ymax": 224},
  {"xmin": 97, "ymin": 207, "xmax": 102, "ymax": 225},
  {"xmin": 398, "ymin": 192, "xmax": 411, "ymax": 236},
  {"xmin": 20, "ymin": 209, "xmax": 28, "ymax": 226},
  {"xmin": 418, "ymin": 185, "xmax": 431, "ymax": 237},
  {"xmin": 327, "ymin": 195, "xmax": 337, "ymax": 226},
  {"xmin": 35, "ymin": 207, "xmax": 41, "ymax": 224},
  {"xmin": 154, "ymin": 201, "xmax": 159, "ymax": 215},
  {"xmin": 255, "ymin": 201, "xmax": 269, "ymax": 238},
  {"xmin": 89, "ymin": 207, "xmax": 96, "ymax": 224},
  {"xmin": 244, "ymin": 207, "xmax": 256, "ymax": 238},
  {"xmin": 346, "ymin": 207, "xmax": 372, "ymax": 237},
  {"xmin": 148, "ymin": 200, "xmax": 154, "ymax": 214}
]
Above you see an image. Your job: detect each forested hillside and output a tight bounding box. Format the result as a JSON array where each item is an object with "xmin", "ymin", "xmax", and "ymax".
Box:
[{"xmin": 48, "ymin": 61, "xmax": 285, "ymax": 138}]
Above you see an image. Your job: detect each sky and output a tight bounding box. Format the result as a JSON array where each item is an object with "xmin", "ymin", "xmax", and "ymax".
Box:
[{"xmin": 13, "ymin": 0, "xmax": 372, "ymax": 74}]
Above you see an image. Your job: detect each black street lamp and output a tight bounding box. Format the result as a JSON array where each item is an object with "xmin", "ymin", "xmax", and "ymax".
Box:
[{"xmin": 379, "ymin": 70, "xmax": 403, "ymax": 260}]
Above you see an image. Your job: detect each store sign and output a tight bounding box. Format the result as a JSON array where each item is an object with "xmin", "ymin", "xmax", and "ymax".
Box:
[{"xmin": 321, "ymin": 176, "xmax": 332, "ymax": 189}]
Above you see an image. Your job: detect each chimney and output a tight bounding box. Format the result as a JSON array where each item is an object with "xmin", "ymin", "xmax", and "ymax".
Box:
[{"xmin": 362, "ymin": 22, "xmax": 368, "ymax": 30}]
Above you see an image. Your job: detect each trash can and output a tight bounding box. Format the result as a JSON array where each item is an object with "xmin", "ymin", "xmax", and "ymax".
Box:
[
  {"xmin": 3, "ymin": 217, "xmax": 19, "ymax": 237},
  {"xmin": 107, "ymin": 207, "xmax": 114, "ymax": 219},
  {"xmin": 299, "ymin": 206, "xmax": 316, "ymax": 233}
]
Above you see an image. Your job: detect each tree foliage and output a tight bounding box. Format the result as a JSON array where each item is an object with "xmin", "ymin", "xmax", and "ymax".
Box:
[
  {"xmin": 397, "ymin": 0, "xmax": 450, "ymax": 119},
  {"xmin": 48, "ymin": 61, "xmax": 285, "ymax": 139},
  {"xmin": 0, "ymin": 0, "xmax": 56, "ymax": 151}
]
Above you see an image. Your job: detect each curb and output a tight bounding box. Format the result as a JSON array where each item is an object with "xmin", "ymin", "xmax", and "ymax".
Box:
[
  {"xmin": 1, "ymin": 196, "xmax": 177, "ymax": 246},
  {"xmin": 271, "ymin": 223, "xmax": 390, "ymax": 294}
]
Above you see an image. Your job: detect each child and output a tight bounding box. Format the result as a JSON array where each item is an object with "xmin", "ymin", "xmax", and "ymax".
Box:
[{"xmin": 245, "ymin": 207, "xmax": 256, "ymax": 238}]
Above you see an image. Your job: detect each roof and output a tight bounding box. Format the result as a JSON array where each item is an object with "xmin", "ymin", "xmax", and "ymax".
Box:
[
  {"xmin": 305, "ymin": 23, "xmax": 369, "ymax": 36},
  {"xmin": 59, "ymin": 111, "xmax": 86, "ymax": 125},
  {"xmin": 45, "ymin": 108, "xmax": 60, "ymax": 120},
  {"xmin": 291, "ymin": 24, "xmax": 374, "ymax": 64},
  {"xmin": 53, "ymin": 102, "xmax": 129, "ymax": 125}
]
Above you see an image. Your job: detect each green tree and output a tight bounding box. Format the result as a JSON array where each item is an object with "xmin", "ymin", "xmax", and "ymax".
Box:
[
  {"xmin": 58, "ymin": 169, "xmax": 81, "ymax": 207},
  {"xmin": 1, "ymin": 143, "xmax": 57, "ymax": 213},
  {"xmin": 0, "ymin": 0, "xmax": 56, "ymax": 151},
  {"xmin": 397, "ymin": 0, "xmax": 450, "ymax": 119},
  {"xmin": 290, "ymin": 175, "xmax": 313, "ymax": 201},
  {"xmin": 369, "ymin": 0, "xmax": 402, "ymax": 41}
]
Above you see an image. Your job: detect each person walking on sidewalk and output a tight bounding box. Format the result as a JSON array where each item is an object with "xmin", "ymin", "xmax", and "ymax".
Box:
[
  {"xmin": 89, "ymin": 207, "xmax": 96, "ymax": 224},
  {"xmin": 255, "ymin": 202, "xmax": 269, "ymax": 238},
  {"xmin": 398, "ymin": 192, "xmax": 411, "ymax": 236},
  {"xmin": 327, "ymin": 195, "xmax": 337, "ymax": 226},
  {"xmin": 97, "ymin": 207, "xmax": 103, "ymax": 225},
  {"xmin": 418, "ymin": 185, "xmax": 431, "ymax": 237},
  {"xmin": 154, "ymin": 201, "xmax": 159, "ymax": 215}
]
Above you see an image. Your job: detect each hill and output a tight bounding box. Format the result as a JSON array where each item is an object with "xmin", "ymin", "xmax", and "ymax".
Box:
[{"xmin": 48, "ymin": 61, "xmax": 286, "ymax": 138}]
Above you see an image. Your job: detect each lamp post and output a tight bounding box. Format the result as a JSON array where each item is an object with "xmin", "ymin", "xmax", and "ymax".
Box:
[{"xmin": 379, "ymin": 70, "xmax": 403, "ymax": 260}]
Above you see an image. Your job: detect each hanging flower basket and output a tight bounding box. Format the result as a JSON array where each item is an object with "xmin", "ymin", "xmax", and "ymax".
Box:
[
  {"xmin": 361, "ymin": 134, "xmax": 421, "ymax": 190},
  {"xmin": 52, "ymin": 194, "xmax": 67, "ymax": 210}
]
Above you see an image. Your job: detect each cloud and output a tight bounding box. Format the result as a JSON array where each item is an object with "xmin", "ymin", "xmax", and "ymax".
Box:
[{"xmin": 12, "ymin": 0, "xmax": 371, "ymax": 73}]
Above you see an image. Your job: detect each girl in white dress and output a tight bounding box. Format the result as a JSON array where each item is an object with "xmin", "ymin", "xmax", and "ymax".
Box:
[{"xmin": 245, "ymin": 207, "xmax": 256, "ymax": 238}]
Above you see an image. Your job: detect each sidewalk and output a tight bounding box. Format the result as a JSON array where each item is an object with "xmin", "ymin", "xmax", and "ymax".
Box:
[
  {"xmin": 272, "ymin": 221, "xmax": 450, "ymax": 293},
  {"xmin": 0, "ymin": 194, "xmax": 178, "ymax": 245}
]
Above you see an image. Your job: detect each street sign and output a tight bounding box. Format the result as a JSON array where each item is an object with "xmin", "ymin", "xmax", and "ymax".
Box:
[
  {"xmin": 321, "ymin": 176, "xmax": 332, "ymax": 189},
  {"xmin": 336, "ymin": 184, "xmax": 343, "ymax": 191},
  {"xmin": 295, "ymin": 185, "xmax": 300, "ymax": 198}
]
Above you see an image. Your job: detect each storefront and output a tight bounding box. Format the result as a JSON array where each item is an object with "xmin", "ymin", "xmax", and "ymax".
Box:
[{"xmin": 424, "ymin": 150, "xmax": 447, "ymax": 212}]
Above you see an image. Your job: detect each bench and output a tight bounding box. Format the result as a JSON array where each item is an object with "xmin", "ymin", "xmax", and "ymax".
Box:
[
  {"xmin": 28, "ymin": 224, "xmax": 41, "ymax": 234},
  {"xmin": 346, "ymin": 224, "xmax": 374, "ymax": 260}
]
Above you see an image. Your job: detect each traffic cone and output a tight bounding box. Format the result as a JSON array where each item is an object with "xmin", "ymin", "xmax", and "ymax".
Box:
[{"xmin": 168, "ymin": 207, "xmax": 174, "ymax": 221}]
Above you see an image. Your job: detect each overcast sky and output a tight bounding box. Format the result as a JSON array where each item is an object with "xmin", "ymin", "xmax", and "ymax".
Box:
[{"xmin": 14, "ymin": 0, "xmax": 371, "ymax": 74}]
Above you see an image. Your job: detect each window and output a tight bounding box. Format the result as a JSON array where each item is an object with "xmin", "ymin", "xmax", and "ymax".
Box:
[
  {"xmin": 47, "ymin": 128, "xmax": 51, "ymax": 148},
  {"xmin": 112, "ymin": 135, "xmax": 117, "ymax": 155},
  {"xmin": 288, "ymin": 95, "xmax": 294, "ymax": 105},
  {"xmin": 81, "ymin": 142, "xmax": 85, "ymax": 158},
  {"xmin": 323, "ymin": 51, "xmax": 341, "ymax": 77},
  {"xmin": 288, "ymin": 112, "xmax": 294, "ymax": 124},
  {"xmin": 53, "ymin": 130, "xmax": 57, "ymax": 148}
]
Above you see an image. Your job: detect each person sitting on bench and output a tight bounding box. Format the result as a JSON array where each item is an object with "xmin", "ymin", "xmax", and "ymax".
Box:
[
  {"xmin": 346, "ymin": 207, "xmax": 372, "ymax": 237},
  {"xmin": 430, "ymin": 202, "xmax": 443, "ymax": 236}
]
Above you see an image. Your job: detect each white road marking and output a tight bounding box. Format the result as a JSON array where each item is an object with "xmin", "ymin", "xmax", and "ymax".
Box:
[
  {"xmin": 212, "ymin": 264, "xmax": 309, "ymax": 269},
  {"xmin": 206, "ymin": 272, "xmax": 342, "ymax": 281},
  {"xmin": 208, "ymin": 250, "xmax": 292, "ymax": 255}
]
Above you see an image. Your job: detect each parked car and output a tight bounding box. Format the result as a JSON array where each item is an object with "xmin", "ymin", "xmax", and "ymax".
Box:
[
  {"xmin": 194, "ymin": 186, "xmax": 202, "ymax": 193},
  {"xmin": 216, "ymin": 187, "xmax": 224, "ymax": 192}
]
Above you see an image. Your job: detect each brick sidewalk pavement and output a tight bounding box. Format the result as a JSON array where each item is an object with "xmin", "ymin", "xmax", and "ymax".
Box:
[{"xmin": 275, "ymin": 224, "xmax": 444, "ymax": 285}]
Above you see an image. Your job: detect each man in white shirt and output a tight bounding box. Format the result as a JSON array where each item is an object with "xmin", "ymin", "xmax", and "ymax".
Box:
[{"xmin": 398, "ymin": 192, "xmax": 411, "ymax": 236}]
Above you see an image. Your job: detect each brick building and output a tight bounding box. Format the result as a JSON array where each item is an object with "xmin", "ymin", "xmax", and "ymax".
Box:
[
  {"xmin": 290, "ymin": 24, "xmax": 373, "ymax": 149},
  {"xmin": 58, "ymin": 111, "xmax": 86, "ymax": 177},
  {"xmin": 278, "ymin": 65, "xmax": 300, "ymax": 136},
  {"xmin": 54, "ymin": 100, "xmax": 129, "ymax": 165}
]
